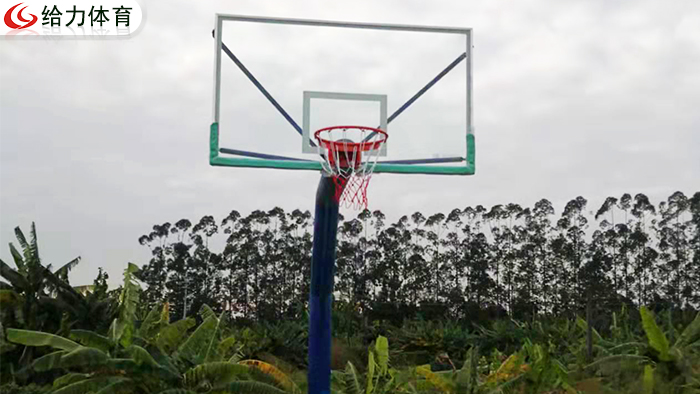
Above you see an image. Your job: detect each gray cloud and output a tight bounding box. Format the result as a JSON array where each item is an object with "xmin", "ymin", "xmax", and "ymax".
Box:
[{"xmin": 1, "ymin": 0, "xmax": 698, "ymax": 287}]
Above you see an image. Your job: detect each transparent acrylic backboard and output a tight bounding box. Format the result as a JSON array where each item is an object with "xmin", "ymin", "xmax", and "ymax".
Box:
[{"xmin": 211, "ymin": 15, "xmax": 475, "ymax": 175}]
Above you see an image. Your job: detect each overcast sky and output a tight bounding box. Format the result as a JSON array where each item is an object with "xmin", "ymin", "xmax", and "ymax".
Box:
[{"xmin": 1, "ymin": 0, "xmax": 699, "ymax": 288}]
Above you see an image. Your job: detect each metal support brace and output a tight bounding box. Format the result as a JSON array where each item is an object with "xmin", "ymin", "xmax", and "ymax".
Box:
[{"xmin": 364, "ymin": 52, "xmax": 468, "ymax": 142}]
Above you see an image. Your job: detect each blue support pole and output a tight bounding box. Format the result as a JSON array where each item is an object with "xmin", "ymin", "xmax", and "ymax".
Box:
[{"xmin": 308, "ymin": 175, "xmax": 342, "ymax": 394}]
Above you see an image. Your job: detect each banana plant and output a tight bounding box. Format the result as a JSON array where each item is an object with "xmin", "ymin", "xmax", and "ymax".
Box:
[
  {"xmin": 571, "ymin": 314, "xmax": 647, "ymax": 373},
  {"xmin": 5, "ymin": 263, "xmax": 177, "ymax": 393},
  {"xmin": 0, "ymin": 322, "xmax": 15, "ymax": 355},
  {"xmin": 7, "ymin": 318, "xmax": 294, "ymax": 393},
  {"xmin": 581, "ymin": 307, "xmax": 700, "ymax": 393},
  {"xmin": 7, "ymin": 327, "xmax": 181, "ymax": 393},
  {"xmin": 332, "ymin": 335, "xmax": 418, "ymax": 394},
  {"xmin": 636, "ymin": 306, "xmax": 700, "ymax": 392},
  {"xmin": 332, "ymin": 341, "xmax": 512, "ymax": 394},
  {"xmin": 516, "ymin": 341, "xmax": 576, "ymax": 394},
  {"xmin": 6, "ymin": 262, "xmax": 298, "ymax": 394},
  {"xmin": 0, "ymin": 224, "xmax": 85, "ymax": 335},
  {"xmin": 7, "ymin": 325, "xmax": 292, "ymax": 394},
  {"xmin": 331, "ymin": 335, "xmax": 482, "ymax": 394},
  {"xmin": 135, "ymin": 301, "xmax": 300, "ymax": 392},
  {"xmin": 407, "ymin": 346, "xmax": 484, "ymax": 394}
]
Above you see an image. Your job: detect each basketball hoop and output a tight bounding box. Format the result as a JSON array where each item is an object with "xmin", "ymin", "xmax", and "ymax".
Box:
[{"xmin": 314, "ymin": 126, "xmax": 388, "ymax": 209}]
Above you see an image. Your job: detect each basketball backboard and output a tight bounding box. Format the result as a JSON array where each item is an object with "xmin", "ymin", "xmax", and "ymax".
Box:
[{"xmin": 210, "ymin": 15, "xmax": 475, "ymax": 175}]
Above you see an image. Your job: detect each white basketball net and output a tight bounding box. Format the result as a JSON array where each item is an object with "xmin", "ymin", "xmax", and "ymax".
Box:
[{"xmin": 315, "ymin": 126, "xmax": 387, "ymax": 209}]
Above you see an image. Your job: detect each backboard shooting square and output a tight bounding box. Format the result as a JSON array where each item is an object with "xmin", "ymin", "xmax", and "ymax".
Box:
[
  {"xmin": 211, "ymin": 14, "xmax": 475, "ymax": 175},
  {"xmin": 302, "ymin": 91, "xmax": 388, "ymax": 156}
]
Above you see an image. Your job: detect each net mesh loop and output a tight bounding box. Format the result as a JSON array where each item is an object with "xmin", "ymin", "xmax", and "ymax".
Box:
[{"xmin": 314, "ymin": 126, "xmax": 388, "ymax": 209}]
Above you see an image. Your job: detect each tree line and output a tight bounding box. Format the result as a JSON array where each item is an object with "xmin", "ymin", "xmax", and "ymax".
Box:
[{"xmin": 136, "ymin": 191, "xmax": 699, "ymax": 325}]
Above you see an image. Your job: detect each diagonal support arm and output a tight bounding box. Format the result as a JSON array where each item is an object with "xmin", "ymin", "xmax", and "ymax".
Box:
[
  {"xmin": 365, "ymin": 52, "xmax": 467, "ymax": 141},
  {"xmin": 214, "ymin": 30, "xmax": 315, "ymax": 147}
]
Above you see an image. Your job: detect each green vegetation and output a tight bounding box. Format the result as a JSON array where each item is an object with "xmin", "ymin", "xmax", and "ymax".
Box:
[{"xmin": 1, "ymin": 191, "xmax": 699, "ymax": 393}]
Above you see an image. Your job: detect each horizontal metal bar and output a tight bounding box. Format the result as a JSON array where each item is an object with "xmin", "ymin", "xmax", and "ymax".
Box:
[
  {"xmin": 211, "ymin": 155, "xmax": 473, "ymax": 174},
  {"xmin": 305, "ymin": 91, "xmax": 387, "ymax": 101},
  {"xmin": 218, "ymin": 149, "xmax": 465, "ymax": 168},
  {"xmin": 379, "ymin": 157, "xmax": 464, "ymax": 165},
  {"xmin": 211, "ymin": 156, "xmax": 324, "ymax": 171},
  {"xmin": 217, "ymin": 14, "xmax": 471, "ymax": 35},
  {"xmin": 219, "ymin": 148, "xmax": 316, "ymax": 162}
]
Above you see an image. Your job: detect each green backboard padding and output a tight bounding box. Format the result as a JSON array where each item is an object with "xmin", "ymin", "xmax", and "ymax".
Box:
[{"xmin": 209, "ymin": 123, "xmax": 475, "ymax": 175}]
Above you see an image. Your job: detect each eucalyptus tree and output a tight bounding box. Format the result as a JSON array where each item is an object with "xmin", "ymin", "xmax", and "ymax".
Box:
[
  {"xmin": 485, "ymin": 204, "xmax": 521, "ymax": 314},
  {"xmin": 227, "ymin": 212, "xmax": 261, "ymax": 319},
  {"xmin": 630, "ymin": 193, "xmax": 658, "ymax": 306},
  {"xmin": 513, "ymin": 208, "xmax": 535, "ymax": 318},
  {"xmin": 124, "ymin": 190, "xmax": 697, "ymax": 328},
  {"xmin": 689, "ymin": 192, "xmax": 700, "ymax": 307},
  {"xmin": 616, "ymin": 194, "xmax": 635, "ymax": 301},
  {"xmin": 392, "ymin": 215, "xmax": 414, "ymax": 305},
  {"xmin": 505, "ymin": 204, "xmax": 524, "ymax": 314},
  {"xmin": 221, "ymin": 209, "xmax": 244, "ymax": 318},
  {"xmin": 164, "ymin": 234, "xmax": 193, "ymax": 320},
  {"xmin": 513, "ymin": 200, "xmax": 553, "ymax": 319},
  {"xmin": 460, "ymin": 209, "xmax": 493, "ymax": 311},
  {"xmin": 586, "ymin": 226, "xmax": 616, "ymax": 313},
  {"xmin": 533, "ymin": 199, "xmax": 556, "ymax": 314},
  {"xmin": 595, "ymin": 196, "xmax": 620, "ymax": 294},
  {"xmin": 658, "ymin": 191, "xmax": 692, "ymax": 309},
  {"xmin": 190, "ymin": 215, "xmax": 222, "ymax": 315},
  {"xmin": 248, "ymin": 210, "xmax": 272, "ymax": 320},
  {"xmin": 595, "ymin": 194, "xmax": 647, "ymax": 305},
  {"xmin": 554, "ymin": 196, "xmax": 589, "ymax": 315},
  {"xmin": 407, "ymin": 211, "xmax": 429, "ymax": 305},
  {"xmin": 285, "ymin": 209, "xmax": 313, "ymax": 316},
  {"xmin": 138, "ymin": 223, "xmax": 173, "ymax": 307},
  {"xmin": 275, "ymin": 208, "xmax": 304, "ymax": 318},
  {"xmin": 372, "ymin": 216, "xmax": 409, "ymax": 304},
  {"xmin": 363, "ymin": 210, "xmax": 386, "ymax": 306},
  {"xmin": 442, "ymin": 208, "xmax": 464, "ymax": 308},
  {"xmin": 253, "ymin": 208, "xmax": 283, "ymax": 320},
  {"xmin": 424, "ymin": 212, "xmax": 446, "ymax": 303},
  {"xmin": 483, "ymin": 205, "xmax": 504, "ymax": 311},
  {"xmin": 336, "ymin": 218, "xmax": 367, "ymax": 308},
  {"xmin": 159, "ymin": 219, "xmax": 194, "ymax": 321}
]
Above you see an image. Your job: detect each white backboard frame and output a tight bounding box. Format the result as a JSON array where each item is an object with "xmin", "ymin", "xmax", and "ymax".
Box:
[{"xmin": 211, "ymin": 14, "xmax": 476, "ymax": 175}]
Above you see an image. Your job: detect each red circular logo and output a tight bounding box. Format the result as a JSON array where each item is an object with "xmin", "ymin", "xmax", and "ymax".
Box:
[{"xmin": 4, "ymin": 3, "xmax": 38, "ymax": 29}]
